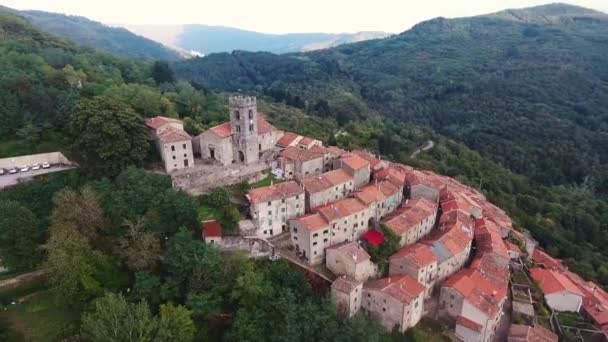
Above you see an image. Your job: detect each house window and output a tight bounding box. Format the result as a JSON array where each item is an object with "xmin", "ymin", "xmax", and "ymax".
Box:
[
  {"xmin": 236, "ymin": 125, "xmax": 240, "ymax": 132},
  {"xmin": 184, "ymin": 154, "xmax": 187, "ymax": 157},
  {"xmin": 172, "ymin": 156, "xmax": 176, "ymax": 160},
  {"xmin": 296, "ymin": 204, "xmax": 300, "ymax": 209},
  {"xmin": 313, "ymin": 242, "xmax": 317, "ymax": 246},
  {"xmin": 323, "ymin": 230, "xmax": 328, "ymax": 234},
  {"xmin": 293, "ymin": 228, "xmax": 298, "ymax": 233},
  {"xmin": 235, "ymin": 110, "xmax": 240, "ymax": 120},
  {"xmin": 313, "ymin": 233, "xmax": 318, "ymax": 237},
  {"xmin": 296, "ymin": 195, "xmax": 299, "ymax": 200},
  {"xmin": 323, "ymin": 238, "xmax": 328, "ymax": 243},
  {"xmin": 282, "ymin": 199, "xmax": 285, "ymax": 203},
  {"xmin": 281, "ymin": 208, "xmax": 286, "ymax": 212},
  {"xmin": 263, "ymin": 230, "xmax": 267, "ymax": 235},
  {"xmin": 268, "ymin": 211, "xmax": 272, "ymax": 215},
  {"xmin": 249, "ymin": 124, "xmax": 254, "ymax": 132},
  {"xmin": 294, "ymin": 236, "xmax": 298, "ymax": 240},
  {"xmin": 268, "ymin": 202, "xmax": 272, "ymax": 206},
  {"xmin": 183, "ymin": 144, "xmax": 186, "ymax": 149},
  {"xmin": 248, "ymin": 110, "xmax": 253, "ymax": 119},
  {"xmin": 171, "ymin": 145, "xmax": 175, "ymax": 151}
]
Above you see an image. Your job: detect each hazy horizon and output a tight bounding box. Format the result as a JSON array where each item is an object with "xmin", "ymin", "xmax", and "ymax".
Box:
[{"xmin": 2, "ymin": 0, "xmax": 608, "ymax": 34}]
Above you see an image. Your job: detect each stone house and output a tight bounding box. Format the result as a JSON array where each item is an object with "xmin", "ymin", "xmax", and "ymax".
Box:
[
  {"xmin": 195, "ymin": 96, "xmax": 283, "ymax": 166},
  {"xmin": 382, "ymin": 198, "xmax": 437, "ymax": 247},
  {"xmin": 246, "ymin": 181, "xmax": 305, "ymax": 238},
  {"xmin": 427, "ymin": 224, "xmax": 473, "ymax": 283},
  {"xmin": 335, "ymin": 154, "xmax": 371, "ymax": 189},
  {"xmin": 404, "ymin": 170, "xmax": 441, "ymax": 202},
  {"xmin": 389, "ymin": 243, "xmax": 438, "ymax": 298},
  {"xmin": 278, "ymin": 146, "xmax": 324, "ymax": 181},
  {"xmin": 354, "ymin": 180, "xmax": 403, "ymax": 222},
  {"xmin": 331, "ymin": 276, "xmax": 363, "ymax": 317},
  {"xmin": 309, "ymin": 145, "xmax": 345, "ymax": 172},
  {"xmin": 276, "ymin": 132, "xmax": 321, "ymax": 150},
  {"xmin": 145, "ymin": 116, "xmax": 194, "ymax": 173},
  {"xmin": 316, "ymin": 197, "xmax": 371, "ymax": 246},
  {"xmin": 530, "ymin": 268, "xmax": 584, "ymax": 312},
  {"xmin": 289, "ymin": 213, "xmax": 331, "ymax": 265},
  {"xmin": 326, "ymin": 241, "xmax": 377, "ymax": 282},
  {"xmin": 362, "ymin": 275, "xmax": 425, "ymax": 332},
  {"xmin": 301, "ymin": 169, "xmax": 354, "ymax": 210}
]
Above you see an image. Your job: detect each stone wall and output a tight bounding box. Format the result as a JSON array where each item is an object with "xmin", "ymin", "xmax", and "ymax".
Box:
[
  {"xmin": 0, "ymin": 152, "xmax": 72, "ymax": 169},
  {"xmin": 171, "ymin": 161, "xmax": 270, "ymax": 192}
]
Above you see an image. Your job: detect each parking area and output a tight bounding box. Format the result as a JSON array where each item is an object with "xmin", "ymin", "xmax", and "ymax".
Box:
[{"xmin": 0, "ymin": 165, "xmax": 73, "ymax": 189}]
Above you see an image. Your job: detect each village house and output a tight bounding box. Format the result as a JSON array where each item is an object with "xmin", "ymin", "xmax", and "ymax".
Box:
[
  {"xmin": 530, "ymin": 268, "xmax": 584, "ymax": 312},
  {"xmin": 315, "ymin": 197, "xmax": 371, "ymax": 246},
  {"xmin": 440, "ymin": 188, "xmax": 483, "ymax": 219},
  {"xmin": 301, "ymin": 169, "xmax": 354, "ymax": 210},
  {"xmin": 334, "ymin": 154, "xmax": 371, "ymax": 189},
  {"xmin": 353, "ymin": 180, "xmax": 402, "ymax": 222},
  {"xmin": 389, "ymin": 243, "xmax": 438, "ymax": 297},
  {"xmin": 373, "ymin": 164, "xmax": 408, "ymax": 191},
  {"xmin": 351, "ymin": 150, "xmax": 388, "ymax": 172},
  {"xmin": 361, "ymin": 275, "xmax": 425, "ymax": 332},
  {"xmin": 309, "ymin": 145, "xmax": 345, "ymax": 172},
  {"xmin": 326, "ymin": 241, "xmax": 377, "ymax": 282},
  {"xmin": 531, "ymin": 249, "xmax": 564, "ymax": 271},
  {"xmin": 278, "ymin": 146, "xmax": 324, "ymax": 181},
  {"xmin": 289, "ymin": 213, "xmax": 331, "ymax": 265},
  {"xmin": 382, "ymin": 198, "xmax": 437, "ymax": 247},
  {"xmin": 195, "ymin": 96, "xmax": 283, "ymax": 166},
  {"xmin": 246, "ymin": 181, "xmax": 305, "ymax": 238},
  {"xmin": 202, "ymin": 220, "xmax": 222, "ymax": 245},
  {"xmin": 145, "ymin": 116, "xmax": 194, "ymax": 173},
  {"xmin": 276, "ymin": 132, "xmax": 321, "ymax": 150},
  {"xmin": 425, "ymin": 225, "xmax": 473, "ymax": 283},
  {"xmin": 474, "ymin": 218, "xmax": 510, "ymax": 268},
  {"xmin": 403, "ymin": 170, "xmax": 441, "ymax": 202},
  {"xmin": 507, "ymin": 324, "xmax": 558, "ymax": 342},
  {"xmin": 331, "ymin": 276, "xmax": 363, "ymax": 317}
]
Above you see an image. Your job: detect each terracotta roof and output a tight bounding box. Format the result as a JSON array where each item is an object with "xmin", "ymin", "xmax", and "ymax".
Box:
[
  {"xmin": 332, "ymin": 276, "xmax": 362, "ymax": 293},
  {"xmin": 298, "ymin": 136, "xmax": 315, "ymax": 146},
  {"xmin": 158, "ymin": 127, "xmax": 192, "ymax": 143},
  {"xmin": 391, "ymin": 243, "xmax": 437, "ymax": 267},
  {"xmin": 302, "ymin": 169, "xmax": 353, "ymax": 194},
  {"xmin": 508, "ymin": 324, "xmax": 558, "ymax": 342},
  {"xmin": 365, "ymin": 275, "xmax": 425, "ymax": 304},
  {"xmin": 362, "ymin": 230, "xmax": 384, "ymax": 246},
  {"xmin": 444, "ymin": 269, "xmax": 505, "ymax": 318},
  {"xmin": 292, "ymin": 213, "xmax": 329, "ymax": 231},
  {"xmin": 202, "ymin": 220, "xmax": 222, "ymax": 238},
  {"xmin": 382, "ymin": 198, "xmax": 436, "ymax": 235},
  {"xmin": 317, "ymin": 198, "xmax": 367, "ymax": 222},
  {"xmin": 209, "ymin": 122, "xmax": 232, "ymax": 138},
  {"xmin": 351, "ymin": 150, "xmax": 383, "ymax": 170},
  {"xmin": 256, "ymin": 114, "xmax": 278, "ymax": 134},
  {"xmin": 474, "ymin": 218, "xmax": 510, "ymax": 260},
  {"xmin": 280, "ymin": 146, "xmax": 324, "ymax": 162},
  {"xmin": 531, "ymin": 249, "xmax": 563, "ymax": 270},
  {"xmin": 277, "ymin": 132, "xmax": 302, "ymax": 147},
  {"xmin": 456, "ymin": 315, "xmax": 483, "ymax": 333},
  {"xmin": 326, "ymin": 146, "xmax": 346, "ymax": 156},
  {"xmin": 374, "ymin": 166, "xmax": 407, "ymax": 186},
  {"xmin": 530, "ymin": 268, "xmax": 584, "ymax": 297},
  {"xmin": 340, "ymin": 155, "xmax": 370, "ymax": 170},
  {"xmin": 327, "ymin": 241, "xmax": 371, "ymax": 263},
  {"xmin": 145, "ymin": 116, "xmax": 182, "ymax": 129},
  {"xmin": 506, "ymin": 242, "xmax": 521, "ymax": 253},
  {"xmin": 354, "ymin": 183, "xmax": 387, "ymax": 205},
  {"xmin": 246, "ymin": 181, "xmax": 303, "ymax": 204}
]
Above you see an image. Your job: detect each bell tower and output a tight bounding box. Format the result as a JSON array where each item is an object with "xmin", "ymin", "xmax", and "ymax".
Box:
[{"xmin": 229, "ymin": 95, "xmax": 259, "ymax": 164}]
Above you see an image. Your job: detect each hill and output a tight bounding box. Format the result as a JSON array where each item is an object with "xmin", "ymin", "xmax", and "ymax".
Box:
[
  {"xmin": 124, "ymin": 23, "xmax": 390, "ymax": 54},
  {"xmin": 173, "ymin": 3, "xmax": 608, "ymax": 192},
  {"xmin": 0, "ymin": 6, "xmax": 182, "ymax": 60}
]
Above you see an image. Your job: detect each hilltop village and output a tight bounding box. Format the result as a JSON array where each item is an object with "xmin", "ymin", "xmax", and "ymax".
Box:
[{"xmin": 147, "ymin": 96, "xmax": 608, "ymax": 342}]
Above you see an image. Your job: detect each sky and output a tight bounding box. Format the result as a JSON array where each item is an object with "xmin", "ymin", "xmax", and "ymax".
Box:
[{"xmin": 3, "ymin": 0, "xmax": 608, "ymax": 34}]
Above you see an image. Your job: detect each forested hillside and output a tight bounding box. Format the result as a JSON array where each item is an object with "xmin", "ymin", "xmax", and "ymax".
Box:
[
  {"xmin": 174, "ymin": 3, "xmax": 608, "ymax": 193},
  {"xmin": 0, "ymin": 6, "xmax": 181, "ymax": 60},
  {"xmin": 173, "ymin": 4, "xmax": 608, "ymax": 285}
]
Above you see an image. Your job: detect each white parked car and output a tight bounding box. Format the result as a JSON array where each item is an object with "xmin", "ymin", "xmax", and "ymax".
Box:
[
  {"xmin": 20, "ymin": 165, "xmax": 29, "ymax": 172},
  {"xmin": 42, "ymin": 161, "xmax": 51, "ymax": 169},
  {"xmin": 0, "ymin": 168, "xmax": 6, "ymax": 176},
  {"xmin": 32, "ymin": 163, "xmax": 41, "ymax": 170},
  {"xmin": 8, "ymin": 167, "xmax": 18, "ymax": 174}
]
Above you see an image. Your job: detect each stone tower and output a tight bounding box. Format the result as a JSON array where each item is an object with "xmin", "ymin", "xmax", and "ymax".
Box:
[{"xmin": 229, "ymin": 95, "xmax": 259, "ymax": 164}]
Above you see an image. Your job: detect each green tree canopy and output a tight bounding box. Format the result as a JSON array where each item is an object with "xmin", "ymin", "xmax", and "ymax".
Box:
[{"xmin": 0, "ymin": 200, "xmax": 42, "ymax": 270}]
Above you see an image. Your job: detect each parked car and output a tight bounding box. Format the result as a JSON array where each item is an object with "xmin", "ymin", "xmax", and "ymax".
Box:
[
  {"xmin": 0, "ymin": 168, "xmax": 6, "ymax": 176},
  {"xmin": 20, "ymin": 165, "xmax": 29, "ymax": 172},
  {"xmin": 42, "ymin": 161, "xmax": 51, "ymax": 169},
  {"xmin": 32, "ymin": 163, "xmax": 41, "ymax": 170},
  {"xmin": 8, "ymin": 167, "xmax": 18, "ymax": 174}
]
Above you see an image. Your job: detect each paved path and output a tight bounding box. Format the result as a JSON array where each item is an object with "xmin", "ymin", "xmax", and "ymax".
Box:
[{"xmin": 410, "ymin": 140, "xmax": 435, "ymax": 159}]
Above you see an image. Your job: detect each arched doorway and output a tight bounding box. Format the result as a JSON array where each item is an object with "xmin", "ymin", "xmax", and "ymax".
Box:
[{"xmin": 239, "ymin": 151, "xmax": 245, "ymax": 163}]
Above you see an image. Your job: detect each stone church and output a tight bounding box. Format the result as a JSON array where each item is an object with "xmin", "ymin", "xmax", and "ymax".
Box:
[{"xmin": 194, "ymin": 96, "xmax": 284, "ymax": 166}]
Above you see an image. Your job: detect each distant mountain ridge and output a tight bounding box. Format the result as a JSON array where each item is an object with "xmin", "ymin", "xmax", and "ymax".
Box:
[
  {"xmin": 0, "ymin": 5, "xmax": 182, "ymax": 60},
  {"xmin": 124, "ymin": 24, "xmax": 391, "ymax": 54}
]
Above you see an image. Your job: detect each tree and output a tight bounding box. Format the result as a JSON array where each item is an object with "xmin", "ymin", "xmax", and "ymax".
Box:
[
  {"xmin": 151, "ymin": 61, "xmax": 175, "ymax": 85},
  {"xmin": 207, "ymin": 187, "xmax": 230, "ymax": 207},
  {"xmin": 119, "ymin": 219, "xmax": 161, "ymax": 272},
  {"xmin": 155, "ymin": 303, "xmax": 195, "ymax": 342},
  {"xmin": 81, "ymin": 293, "xmax": 156, "ymax": 342},
  {"xmin": 0, "ymin": 200, "xmax": 42, "ymax": 270},
  {"xmin": 16, "ymin": 122, "xmax": 41, "ymax": 146},
  {"xmin": 70, "ymin": 96, "xmax": 150, "ymax": 177}
]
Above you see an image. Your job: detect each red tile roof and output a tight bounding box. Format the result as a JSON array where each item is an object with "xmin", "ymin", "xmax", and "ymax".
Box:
[
  {"xmin": 362, "ymin": 230, "xmax": 384, "ymax": 246},
  {"xmin": 202, "ymin": 220, "xmax": 222, "ymax": 238},
  {"xmin": 145, "ymin": 116, "xmax": 182, "ymax": 129},
  {"xmin": 280, "ymin": 146, "xmax": 324, "ymax": 162},
  {"xmin": 246, "ymin": 181, "xmax": 303, "ymax": 204},
  {"xmin": 276, "ymin": 132, "xmax": 302, "ymax": 147},
  {"xmin": 209, "ymin": 122, "xmax": 232, "ymax": 138},
  {"xmin": 158, "ymin": 127, "xmax": 192, "ymax": 143},
  {"xmin": 317, "ymin": 198, "xmax": 367, "ymax": 222},
  {"xmin": 530, "ymin": 268, "xmax": 584, "ymax": 297},
  {"xmin": 332, "ymin": 276, "xmax": 362, "ymax": 293},
  {"xmin": 508, "ymin": 324, "xmax": 558, "ymax": 342},
  {"xmin": 391, "ymin": 243, "xmax": 437, "ymax": 267},
  {"xmin": 341, "ymin": 155, "xmax": 370, "ymax": 170},
  {"xmin": 354, "ymin": 181, "xmax": 399, "ymax": 205},
  {"xmin": 382, "ymin": 198, "xmax": 436, "ymax": 235},
  {"xmin": 374, "ymin": 166, "xmax": 407, "ymax": 187},
  {"xmin": 444, "ymin": 269, "xmax": 505, "ymax": 318},
  {"xmin": 474, "ymin": 218, "xmax": 510, "ymax": 260},
  {"xmin": 456, "ymin": 315, "xmax": 483, "ymax": 333},
  {"xmin": 256, "ymin": 114, "xmax": 278, "ymax": 135},
  {"xmin": 327, "ymin": 241, "xmax": 371, "ymax": 263},
  {"xmin": 506, "ymin": 242, "xmax": 521, "ymax": 253},
  {"xmin": 351, "ymin": 150, "xmax": 383, "ymax": 170},
  {"xmin": 298, "ymin": 136, "xmax": 315, "ymax": 146},
  {"xmin": 531, "ymin": 250, "xmax": 564, "ymax": 270},
  {"xmin": 365, "ymin": 275, "xmax": 425, "ymax": 304},
  {"xmin": 302, "ymin": 169, "xmax": 353, "ymax": 194},
  {"xmin": 292, "ymin": 213, "xmax": 329, "ymax": 231}
]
